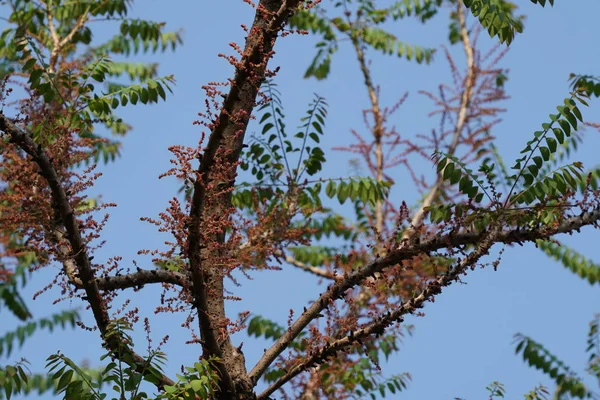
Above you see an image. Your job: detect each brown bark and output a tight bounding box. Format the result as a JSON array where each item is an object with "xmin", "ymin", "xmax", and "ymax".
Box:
[
  {"xmin": 249, "ymin": 206, "xmax": 600, "ymax": 386},
  {"xmin": 258, "ymin": 226, "xmax": 502, "ymax": 399},
  {"xmin": 184, "ymin": 1, "xmax": 303, "ymax": 398},
  {"xmin": 0, "ymin": 114, "xmax": 176, "ymax": 390}
]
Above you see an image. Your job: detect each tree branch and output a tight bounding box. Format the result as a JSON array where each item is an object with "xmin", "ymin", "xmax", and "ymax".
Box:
[
  {"xmin": 405, "ymin": 1, "xmax": 476, "ymax": 238},
  {"xmin": 184, "ymin": 0, "xmax": 303, "ymax": 396},
  {"xmin": 274, "ymin": 250, "xmax": 338, "ymax": 280},
  {"xmin": 44, "ymin": 1, "xmax": 91, "ymax": 72},
  {"xmin": 51, "ymin": 227, "xmax": 189, "ymax": 290},
  {"xmin": 248, "ymin": 207, "xmax": 600, "ymax": 383},
  {"xmin": 257, "ymin": 226, "xmax": 501, "ymax": 399},
  {"xmin": 0, "ymin": 114, "xmax": 176, "ymax": 390},
  {"xmin": 95, "ymin": 269, "xmax": 189, "ymax": 291}
]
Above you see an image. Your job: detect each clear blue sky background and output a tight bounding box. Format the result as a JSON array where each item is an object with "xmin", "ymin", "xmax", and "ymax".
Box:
[{"xmin": 3, "ymin": 1, "xmax": 600, "ymax": 399}]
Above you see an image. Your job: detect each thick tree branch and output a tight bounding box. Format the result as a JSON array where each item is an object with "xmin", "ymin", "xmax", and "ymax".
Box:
[
  {"xmin": 95, "ymin": 269, "xmax": 189, "ymax": 291},
  {"xmin": 185, "ymin": 0, "xmax": 303, "ymax": 397},
  {"xmin": 257, "ymin": 226, "xmax": 501, "ymax": 399},
  {"xmin": 0, "ymin": 114, "xmax": 176, "ymax": 389},
  {"xmin": 52, "ymin": 227, "xmax": 189, "ymax": 290},
  {"xmin": 248, "ymin": 207, "xmax": 600, "ymax": 382}
]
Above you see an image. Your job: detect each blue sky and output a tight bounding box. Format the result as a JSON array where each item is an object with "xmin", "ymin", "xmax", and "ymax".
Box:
[{"xmin": 3, "ymin": 1, "xmax": 600, "ymax": 399}]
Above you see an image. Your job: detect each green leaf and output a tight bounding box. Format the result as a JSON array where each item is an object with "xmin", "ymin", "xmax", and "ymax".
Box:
[
  {"xmin": 325, "ymin": 180, "xmax": 336, "ymax": 198},
  {"xmin": 546, "ymin": 137, "xmax": 557, "ymax": 152},
  {"xmin": 262, "ymin": 123, "xmax": 274, "ymax": 134},
  {"xmin": 56, "ymin": 369, "xmax": 73, "ymax": 392},
  {"xmin": 463, "ymin": 0, "xmax": 525, "ymax": 45},
  {"xmin": 558, "ymin": 119, "xmax": 571, "ymax": 136},
  {"xmin": 337, "ymin": 182, "xmax": 349, "ymax": 204}
]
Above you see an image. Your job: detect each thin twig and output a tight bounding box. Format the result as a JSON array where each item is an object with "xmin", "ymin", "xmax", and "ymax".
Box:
[
  {"xmin": 274, "ymin": 249, "xmax": 338, "ymax": 280},
  {"xmin": 405, "ymin": 0, "xmax": 476, "ymax": 239},
  {"xmin": 45, "ymin": 1, "xmax": 91, "ymax": 72},
  {"xmin": 351, "ymin": 34, "xmax": 385, "ymax": 237}
]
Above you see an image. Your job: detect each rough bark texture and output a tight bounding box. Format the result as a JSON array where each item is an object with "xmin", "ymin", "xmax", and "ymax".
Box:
[
  {"xmin": 184, "ymin": 1, "xmax": 303, "ymax": 398},
  {"xmin": 0, "ymin": 114, "xmax": 176, "ymax": 390},
  {"xmin": 248, "ymin": 207, "xmax": 600, "ymax": 386}
]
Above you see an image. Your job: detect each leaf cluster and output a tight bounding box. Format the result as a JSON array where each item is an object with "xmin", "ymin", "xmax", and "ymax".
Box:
[
  {"xmin": 289, "ymin": 0, "xmax": 438, "ymax": 80},
  {"xmin": 1, "ymin": 0, "xmax": 180, "ymax": 164},
  {"xmin": 462, "ymin": 0, "xmax": 525, "ymax": 45},
  {"xmin": 537, "ymin": 240, "xmax": 600, "ymax": 285},
  {"xmin": 0, "ymin": 309, "xmax": 79, "ymax": 359},
  {"xmin": 0, "ymin": 318, "xmax": 221, "ymax": 400},
  {"xmin": 514, "ymin": 334, "xmax": 591, "ymax": 399},
  {"xmin": 508, "ymin": 94, "xmax": 587, "ymax": 205}
]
